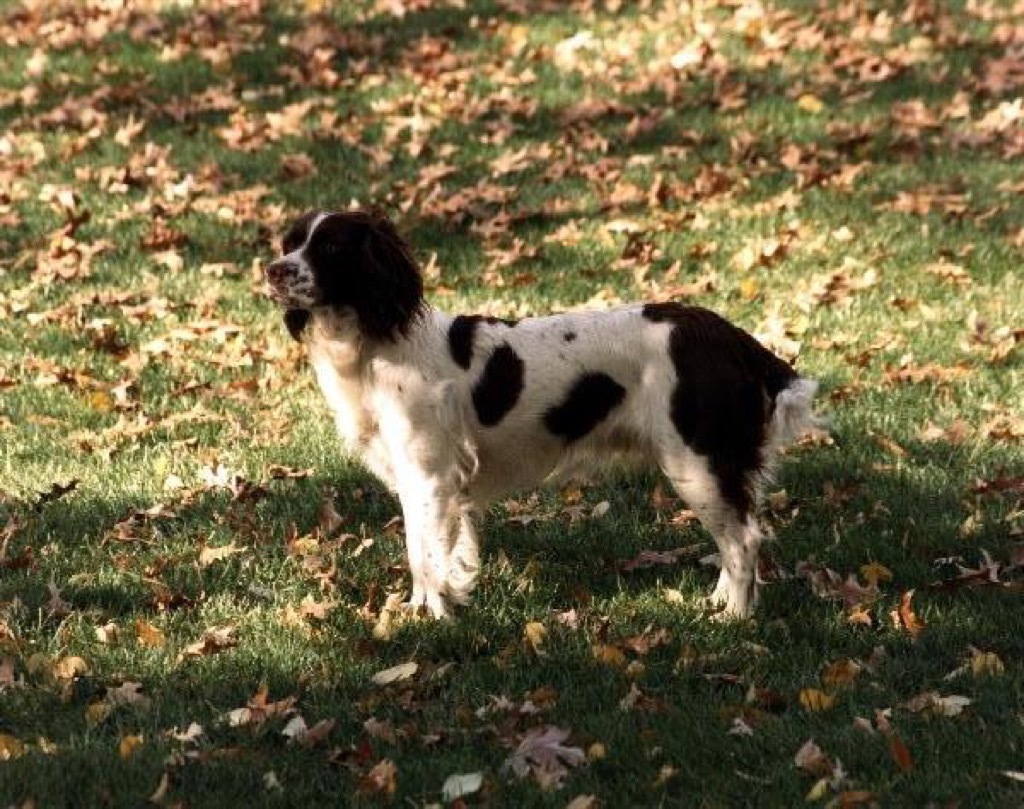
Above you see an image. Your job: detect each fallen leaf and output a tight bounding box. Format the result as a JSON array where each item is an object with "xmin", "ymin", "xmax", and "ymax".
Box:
[
  {"xmin": 794, "ymin": 739, "xmax": 832, "ymax": 777},
  {"xmin": 180, "ymin": 626, "xmax": 238, "ymax": 659},
  {"xmin": 53, "ymin": 655, "xmax": 89, "ymax": 681},
  {"xmin": 592, "ymin": 644, "xmax": 627, "ymax": 669},
  {"xmin": 358, "ymin": 758, "xmax": 397, "ymax": 797},
  {"xmin": 107, "ymin": 681, "xmax": 151, "ymax": 709},
  {"xmin": 0, "ymin": 733, "xmax": 26, "ymax": 760},
  {"xmin": 797, "ymin": 93, "xmax": 825, "ymax": 113},
  {"xmin": 890, "ymin": 590, "xmax": 926, "ymax": 636},
  {"xmin": 198, "ymin": 541, "xmax": 244, "ymax": 567},
  {"xmin": 799, "ymin": 688, "xmax": 836, "ymax": 712},
  {"xmin": 85, "ymin": 701, "xmax": 112, "ymax": 726},
  {"xmin": 524, "ymin": 621, "xmax": 548, "ymax": 656},
  {"xmin": 149, "ymin": 771, "xmax": 171, "ymax": 804},
  {"xmin": 372, "ymin": 661, "xmax": 418, "ymax": 686},
  {"xmin": 905, "ymin": 691, "xmax": 972, "ymax": 717},
  {"xmin": 619, "ymin": 544, "xmax": 703, "ymax": 572},
  {"xmin": 822, "ymin": 659, "xmax": 862, "ymax": 690},
  {"xmin": 135, "ymin": 619, "xmax": 165, "ymax": 648},
  {"xmin": 889, "ymin": 734, "xmax": 914, "ymax": 773},
  {"xmin": 502, "ymin": 725, "xmax": 585, "ymax": 790},
  {"xmin": 119, "ymin": 733, "xmax": 144, "ymax": 759},
  {"xmin": 860, "ymin": 562, "xmax": 892, "ymax": 587},
  {"xmin": 441, "ymin": 771, "xmax": 484, "ymax": 802}
]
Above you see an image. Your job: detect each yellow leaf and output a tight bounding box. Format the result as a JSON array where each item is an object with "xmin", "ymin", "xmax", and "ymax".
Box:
[
  {"xmin": 797, "ymin": 94, "xmax": 825, "ymax": 114},
  {"xmin": 970, "ymin": 649, "xmax": 1005, "ymax": 678},
  {"xmin": 523, "ymin": 621, "xmax": 547, "ymax": 656},
  {"xmin": 0, "ymin": 733, "xmax": 25, "ymax": 760},
  {"xmin": 592, "ymin": 644, "xmax": 627, "ymax": 668},
  {"xmin": 799, "ymin": 688, "xmax": 836, "ymax": 712},
  {"xmin": 53, "ymin": 655, "xmax": 89, "ymax": 681},
  {"xmin": 821, "ymin": 659, "xmax": 862, "ymax": 690},
  {"xmin": 587, "ymin": 742, "xmax": 607, "ymax": 761},
  {"xmin": 805, "ymin": 777, "xmax": 829, "ymax": 801},
  {"xmin": 135, "ymin": 619, "xmax": 165, "ymax": 648},
  {"xmin": 739, "ymin": 278, "xmax": 761, "ymax": 301},
  {"xmin": 119, "ymin": 733, "xmax": 144, "ymax": 759},
  {"xmin": 85, "ymin": 701, "xmax": 112, "ymax": 726},
  {"xmin": 860, "ymin": 561, "xmax": 892, "ymax": 587},
  {"xmin": 88, "ymin": 391, "xmax": 114, "ymax": 413}
]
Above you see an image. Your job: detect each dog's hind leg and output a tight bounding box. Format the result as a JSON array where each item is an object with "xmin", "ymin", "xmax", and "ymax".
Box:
[{"xmin": 659, "ymin": 447, "xmax": 762, "ymax": 619}]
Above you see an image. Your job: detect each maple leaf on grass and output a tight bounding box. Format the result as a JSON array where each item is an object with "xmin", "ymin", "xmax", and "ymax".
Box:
[
  {"xmin": 224, "ymin": 685, "xmax": 297, "ymax": 729},
  {"xmin": 178, "ymin": 625, "xmax": 238, "ymax": 661},
  {"xmin": 502, "ymin": 725, "xmax": 585, "ymax": 790}
]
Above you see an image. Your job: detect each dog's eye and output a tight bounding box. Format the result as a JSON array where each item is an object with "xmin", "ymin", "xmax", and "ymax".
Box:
[{"xmin": 319, "ymin": 241, "xmax": 342, "ymax": 258}]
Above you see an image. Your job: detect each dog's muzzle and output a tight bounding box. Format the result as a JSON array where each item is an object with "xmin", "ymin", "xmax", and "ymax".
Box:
[
  {"xmin": 264, "ymin": 259, "xmax": 302, "ymax": 303},
  {"xmin": 265, "ymin": 259, "xmax": 298, "ymax": 287}
]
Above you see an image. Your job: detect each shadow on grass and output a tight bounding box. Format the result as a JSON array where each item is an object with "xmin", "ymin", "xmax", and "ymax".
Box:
[{"xmin": 3, "ymin": 427, "xmax": 1024, "ymax": 806}]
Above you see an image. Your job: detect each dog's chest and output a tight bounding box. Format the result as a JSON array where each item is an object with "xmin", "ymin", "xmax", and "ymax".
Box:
[{"xmin": 307, "ymin": 341, "xmax": 394, "ymax": 485}]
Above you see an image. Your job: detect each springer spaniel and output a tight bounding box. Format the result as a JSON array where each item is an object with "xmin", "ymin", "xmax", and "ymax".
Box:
[{"xmin": 264, "ymin": 210, "xmax": 820, "ymax": 619}]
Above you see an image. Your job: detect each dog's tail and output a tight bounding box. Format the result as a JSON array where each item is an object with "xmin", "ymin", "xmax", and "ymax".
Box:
[{"xmin": 768, "ymin": 376, "xmax": 823, "ymax": 449}]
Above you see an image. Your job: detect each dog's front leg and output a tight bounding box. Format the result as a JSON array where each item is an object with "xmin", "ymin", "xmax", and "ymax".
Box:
[{"xmin": 397, "ymin": 481, "xmax": 456, "ymax": 619}]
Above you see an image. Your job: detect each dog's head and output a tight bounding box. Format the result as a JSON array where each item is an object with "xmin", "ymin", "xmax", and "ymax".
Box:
[{"xmin": 265, "ymin": 210, "xmax": 424, "ymax": 341}]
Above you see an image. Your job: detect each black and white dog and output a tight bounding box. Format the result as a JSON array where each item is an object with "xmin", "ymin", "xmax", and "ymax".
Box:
[{"xmin": 265, "ymin": 210, "xmax": 820, "ymax": 619}]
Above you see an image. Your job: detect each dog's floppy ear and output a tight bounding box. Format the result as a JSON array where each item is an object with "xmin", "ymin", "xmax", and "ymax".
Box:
[
  {"xmin": 284, "ymin": 308, "xmax": 311, "ymax": 341},
  {"xmin": 352, "ymin": 212, "xmax": 425, "ymax": 340}
]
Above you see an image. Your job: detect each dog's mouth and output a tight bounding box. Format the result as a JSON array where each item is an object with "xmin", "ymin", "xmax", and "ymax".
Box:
[{"xmin": 263, "ymin": 279, "xmax": 295, "ymax": 305}]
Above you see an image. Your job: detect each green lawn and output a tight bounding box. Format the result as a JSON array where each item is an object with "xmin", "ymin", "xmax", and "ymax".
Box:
[{"xmin": 1, "ymin": 0, "xmax": 1023, "ymax": 806}]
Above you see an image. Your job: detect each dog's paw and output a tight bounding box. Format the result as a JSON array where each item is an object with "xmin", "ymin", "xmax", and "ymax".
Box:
[{"xmin": 425, "ymin": 590, "xmax": 450, "ymax": 620}]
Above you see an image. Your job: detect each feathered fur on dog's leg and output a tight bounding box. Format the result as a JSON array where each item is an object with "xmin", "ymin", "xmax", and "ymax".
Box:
[
  {"xmin": 660, "ymin": 449, "xmax": 760, "ymax": 618},
  {"xmin": 445, "ymin": 510, "xmax": 480, "ymax": 605}
]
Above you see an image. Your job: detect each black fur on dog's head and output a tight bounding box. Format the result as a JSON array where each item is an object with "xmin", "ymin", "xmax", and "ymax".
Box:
[{"xmin": 266, "ymin": 209, "xmax": 425, "ymax": 342}]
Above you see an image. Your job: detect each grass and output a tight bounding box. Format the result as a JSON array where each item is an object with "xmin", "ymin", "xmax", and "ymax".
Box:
[{"xmin": 1, "ymin": 0, "xmax": 1023, "ymax": 806}]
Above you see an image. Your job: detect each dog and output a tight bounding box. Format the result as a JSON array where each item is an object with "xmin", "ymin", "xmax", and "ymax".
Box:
[{"xmin": 264, "ymin": 209, "xmax": 820, "ymax": 619}]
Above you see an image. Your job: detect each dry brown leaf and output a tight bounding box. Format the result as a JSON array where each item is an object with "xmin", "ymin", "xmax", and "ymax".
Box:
[
  {"xmin": 135, "ymin": 619, "xmax": 165, "ymax": 648},
  {"xmin": 198, "ymin": 542, "xmax": 244, "ymax": 567},
  {"xmin": 358, "ymin": 758, "xmax": 397, "ymax": 798},
  {"xmin": 890, "ymin": 590, "xmax": 926, "ymax": 636},
  {"xmin": 180, "ymin": 625, "xmax": 238, "ymax": 660}
]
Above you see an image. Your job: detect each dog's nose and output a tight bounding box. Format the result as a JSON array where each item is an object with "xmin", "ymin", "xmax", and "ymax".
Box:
[{"xmin": 265, "ymin": 260, "xmax": 295, "ymax": 285}]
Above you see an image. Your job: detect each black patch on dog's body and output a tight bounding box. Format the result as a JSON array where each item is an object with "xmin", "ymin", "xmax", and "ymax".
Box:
[
  {"xmin": 563, "ymin": 331, "xmax": 577, "ymax": 342},
  {"xmin": 448, "ymin": 315, "xmax": 518, "ymax": 370},
  {"xmin": 544, "ymin": 372, "xmax": 626, "ymax": 443},
  {"xmin": 284, "ymin": 308, "xmax": 311, "ymax": 340},
  {"xmin": 642, "ymin": 302, "xmax": 798, "ymax": 515},
  {"xmin": 472, "ymin": 344, "xmax": 524, "ymax": 427}
]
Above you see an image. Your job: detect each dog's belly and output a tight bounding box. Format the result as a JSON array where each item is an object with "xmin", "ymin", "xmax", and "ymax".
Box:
[{"xmin": 464, "ymin": 425, "xmax": 650, "ymax": 505}]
